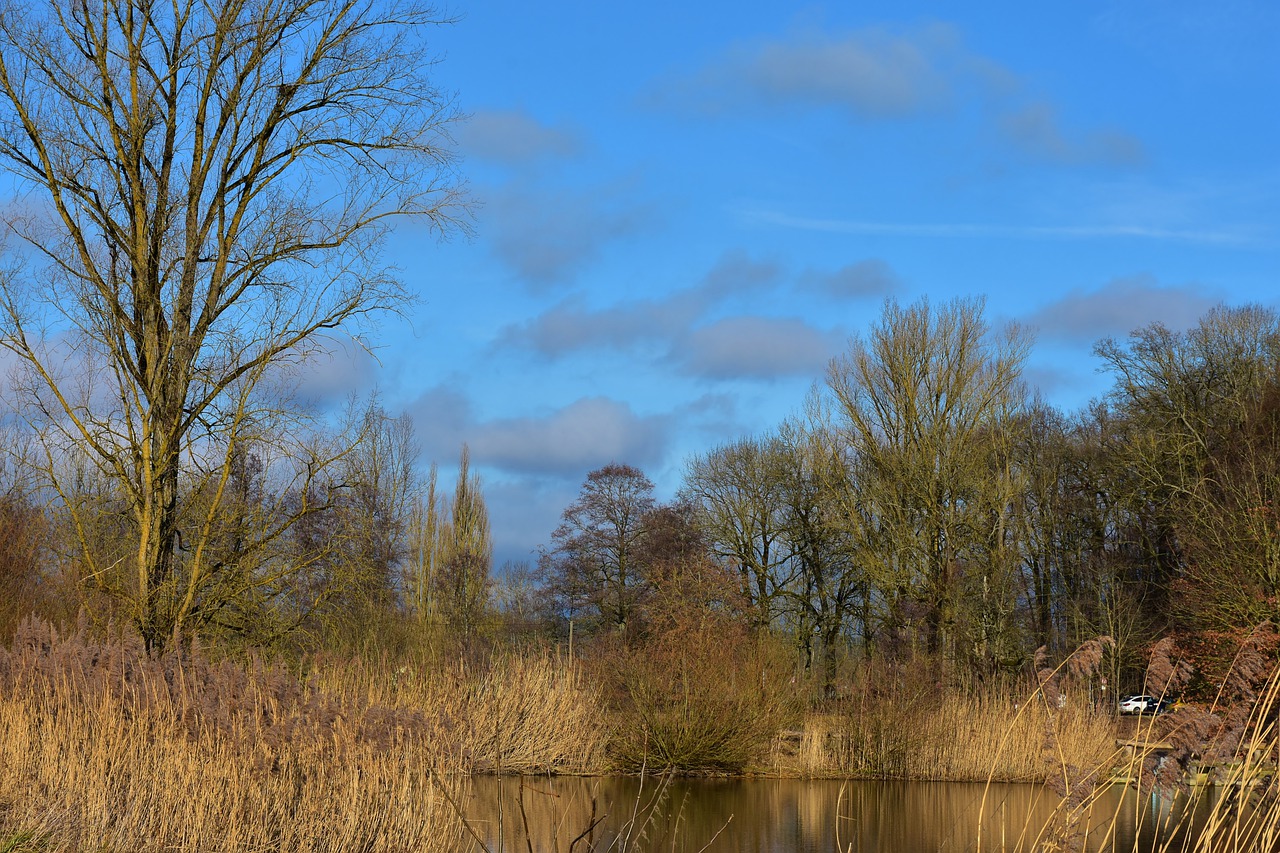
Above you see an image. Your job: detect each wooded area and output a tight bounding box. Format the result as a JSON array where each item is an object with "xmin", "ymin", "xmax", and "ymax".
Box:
[
  {"xmin": 530, "ymin": 297, "xmax": 1280, "ymax": 701},
  {"xmin": 0, "ymin": 0, "xmax": 1271, "ymax": 711},
  {"xmin": 2, "ymin": 2, "xmax": 1278, "ymax": 850},
  {"xmin": 4, "ymin": 292, "xmax": 1278, "ymax": 705}
]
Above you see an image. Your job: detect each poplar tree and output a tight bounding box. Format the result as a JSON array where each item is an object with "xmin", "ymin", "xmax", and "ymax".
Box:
[{"xmin": 407, "ymin": 446, "xmax": 492, "ymax": 644}]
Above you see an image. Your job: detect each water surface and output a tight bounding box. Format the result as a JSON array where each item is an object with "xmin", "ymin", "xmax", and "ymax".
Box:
[{"xmin": 464, "ymin": 775, "xmax": 1210, "ymax": 852}]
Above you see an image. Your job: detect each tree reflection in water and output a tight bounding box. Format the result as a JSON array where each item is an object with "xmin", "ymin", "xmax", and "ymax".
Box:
[{"xmin": 464, "ymin": 776, "xmax": 1198, "ymax": 852}]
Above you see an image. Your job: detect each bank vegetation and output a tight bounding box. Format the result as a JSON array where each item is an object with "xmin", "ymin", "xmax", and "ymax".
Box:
[
  {"xmin": 1, "ymin": 0, "xmax": 1276, "ymax": 848},
  {"xmin": 5, "ymin": 298, "xmax": 1280, "ymax": 848}
]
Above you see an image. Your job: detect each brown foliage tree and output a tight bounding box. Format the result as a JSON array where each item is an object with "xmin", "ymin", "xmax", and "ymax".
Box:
[
  {"xmin": 541, "ymin": 464, "xmax": 656, "ymax": 631},
  {"xmin": 0, "ymin": 493, "xmax": 46, "ymax": 640}
]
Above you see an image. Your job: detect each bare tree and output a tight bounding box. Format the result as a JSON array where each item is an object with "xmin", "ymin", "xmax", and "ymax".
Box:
[
  {"xmin": 1097, "ymin": 305, "xmax": 1280, "ymax": 639},
  {"xmin": 682, "ymin": 435, "xmax": 799, "ymax": 627},
  {"xmin": 296, "ymin": 398, "xmax": 420, "ymax": 642},
  {"xmin": 542, "ymin": 463, "xmax": 656, "ymax": 631},
  {"xmin": 338, "ymin": 401, "xmax": 419, "ymax": 610},
  {"xmin": 825, "ymin": 296, "xmax": 1031, "ymax": 661},
  {"xmin": 0, "ymin": 0, "xmax": 464, "ymax": 649}
]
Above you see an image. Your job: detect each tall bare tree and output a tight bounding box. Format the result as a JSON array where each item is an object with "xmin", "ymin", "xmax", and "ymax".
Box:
[
  {"xmin": 0, "ymin": 0, "xmax": 464, "ymax": 649},
  {"xmin": 682, "ymin": 435, "xmax": 799, "ymax": 627},
  {"xmin": 825, "ymin": 296, "xmax": 1031, "ymax": 661},
  {"xmin": 542, "ymin": 463, "xmax": 656, "ymax": 631}
]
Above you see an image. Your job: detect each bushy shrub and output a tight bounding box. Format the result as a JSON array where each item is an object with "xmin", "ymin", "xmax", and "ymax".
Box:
[{"xmin": 591, "ymin": 561, "xmax": 799, "ymax": 774}]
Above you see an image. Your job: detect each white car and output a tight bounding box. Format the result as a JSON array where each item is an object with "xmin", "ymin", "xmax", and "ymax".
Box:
[{"xmin": 1118, "ymin": 695, "xmax": 1163, "ymax": 715}]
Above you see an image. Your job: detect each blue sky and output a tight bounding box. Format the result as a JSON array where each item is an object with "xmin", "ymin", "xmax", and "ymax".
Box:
[{"xmin": 306, "ymin": 0, "xmax": 1279, "ymax": 568}]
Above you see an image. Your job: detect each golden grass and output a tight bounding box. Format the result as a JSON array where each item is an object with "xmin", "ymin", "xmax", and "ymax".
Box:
[
  {"xmin": 0, "ymin": 618, "xmax": 607, "ymax": 851},
  {"xmin": 0, "ymin": 686, "xmax": 462, "ymax": 852},
  {"xmin": 775, "ymin": 690, "xmax": 1116, "ymax": 783},
  {"xmin": 313, "ymin": 651, "xmax": 609, "ymax": 775}
]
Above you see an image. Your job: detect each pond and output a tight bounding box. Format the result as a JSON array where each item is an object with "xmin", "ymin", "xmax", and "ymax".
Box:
[{"xmin": 463, "ymin": 776, "xmax": 1213, "ymax": 852}]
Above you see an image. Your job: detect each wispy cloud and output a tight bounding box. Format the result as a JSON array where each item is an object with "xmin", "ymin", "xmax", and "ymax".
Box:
[
  {"xmin": 496, "ymin": 250, "xmax": 783, "ymax": 357},
  {"xmin": 999, "ymin": 101, "xmax": 1145, "ymax": 166},
  {"xmin": 495, "ymin": 250, "xmax": 881, "ymax": 379},
  {"xmin": 649, "ymin": 20, "xmax": 1148, "ymax": 175},
  {"xmin": 456, "ymin": 108, "xmax": 582, "ymax": 165},
  {"xmin": 650, "ymin": 22, "xmax": 963, "ymax": 118},
  {"xmin": 485, "ymin": 179, "xmax": 656, "ymax": 288},
  {"xmin": 743, "ymin": 208, "xmax": 1264, "ymax": 246}
]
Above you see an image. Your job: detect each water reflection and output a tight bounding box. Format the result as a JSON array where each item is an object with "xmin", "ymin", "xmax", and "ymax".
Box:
[{"xmin": 464, "ymin": 776, "xmax": 1210, "ymax": 852}]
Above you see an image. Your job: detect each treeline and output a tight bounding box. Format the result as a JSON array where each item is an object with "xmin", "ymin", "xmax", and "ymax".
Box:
[
  {"xmin": 527, "ymin": 297, "xmax": 1280, "ymax": 699},
  {"xmin": 4, "ymin": 297, "xmax": 1279, "ymax": 701},
  {"xmin": 0, "ymin": 398, "xmax": 495, "ymax": 658}
]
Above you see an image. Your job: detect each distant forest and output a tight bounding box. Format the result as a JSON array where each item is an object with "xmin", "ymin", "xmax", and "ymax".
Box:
[{"xmin": 4, "ymin": 297, "xmax": 1278, "ymax": 698}]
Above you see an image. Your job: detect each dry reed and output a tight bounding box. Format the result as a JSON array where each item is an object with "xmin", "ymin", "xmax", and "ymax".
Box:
[
  {"xmin": 312, "ymin": 650, "xmax": 609, "ymax": 775},
  {"xmin": 992, "ymin": 626, "xmax": 1280, "ymax": 852},
  {"xmin": 0, "ymin": 616, "xmax": 605, "ymax": 851},
  {"xmin": 777, "ymin": 690, "xmax": 1115, "ymax": 783}
]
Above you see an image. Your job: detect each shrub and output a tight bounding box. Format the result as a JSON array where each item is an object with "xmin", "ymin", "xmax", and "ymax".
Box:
[{"xmin": 594, "ymin": 594, "xmax": 799, "ymax": 774}]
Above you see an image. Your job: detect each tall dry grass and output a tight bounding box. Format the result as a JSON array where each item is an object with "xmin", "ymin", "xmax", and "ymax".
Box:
[
  {"xmin": 990, "ymin": 626, "xmax": 1280, "ymax": 852},
  {"xmin": 313, "ymin": 650, "xmax": 609, "ymax": 775},
  {"xmin": 0, "ymin": 616, "xmax": 607, "ymax": 851},
  {"xmin": 778, "ymin": 689, "xmax": 1115, "ymax": 783}
]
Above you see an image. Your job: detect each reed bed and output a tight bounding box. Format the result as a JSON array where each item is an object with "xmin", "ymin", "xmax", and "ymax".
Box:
[
  {"xmin": 312, "ymin": 651, "xmax": 609, "ymax": 775},
  {"xmin": 990, "ymin": 628, "xmax": 1280, "ymax": 852},
  {"xmin": 777, "ymin": 690, "xmax": 1115, "ymax": 783},
  {"xmin": 0, "ymin": 616, "xmax": 605, "ymax": 852},
  {"xmin": 0, "ymin": 688, "xmax": 461, "ymax": 852}
]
